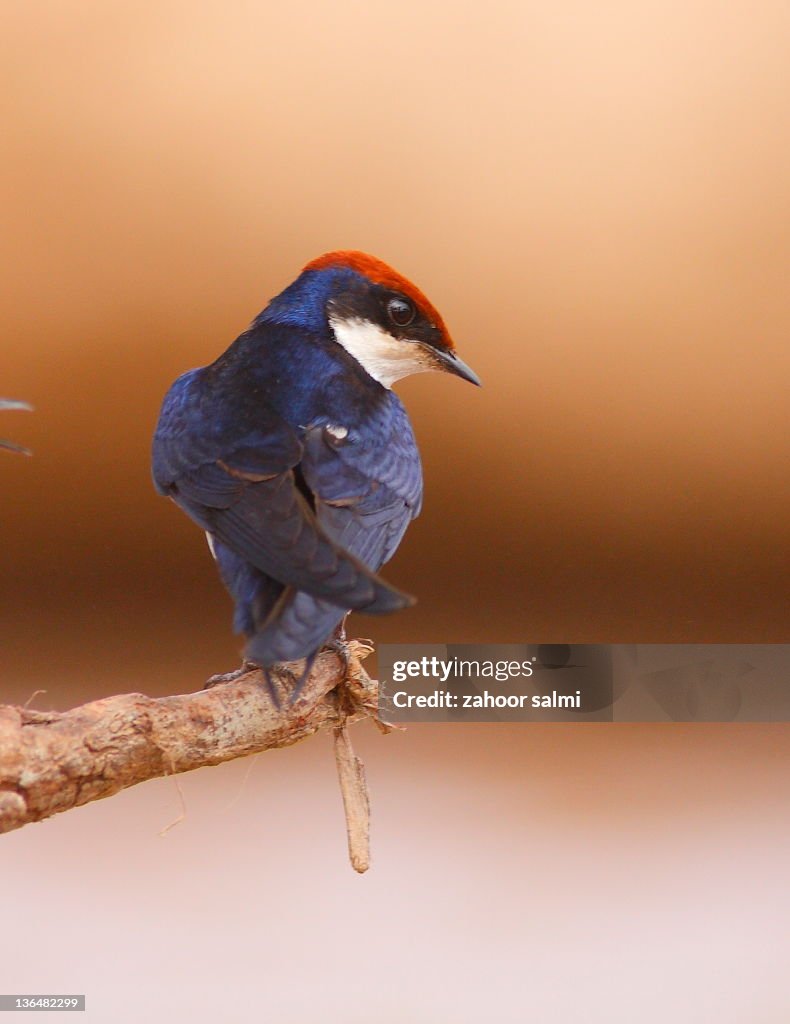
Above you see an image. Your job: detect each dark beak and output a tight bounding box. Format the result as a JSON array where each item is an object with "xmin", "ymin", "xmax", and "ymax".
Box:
[{"xmin": 433, "ymin": 348, "xmax": 482, "ymax": 387}]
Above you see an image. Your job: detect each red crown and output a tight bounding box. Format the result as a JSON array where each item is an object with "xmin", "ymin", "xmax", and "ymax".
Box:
[{"xmin": 303, "ymin": 251, "xmax": 453, "ymax": 348}]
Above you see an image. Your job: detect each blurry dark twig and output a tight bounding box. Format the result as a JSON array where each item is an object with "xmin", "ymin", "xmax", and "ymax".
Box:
[
  {"xmin": 0, "ymin": 399, "xmax": 32, "ymax": 455},
  {"xmin": 0, "ymin": 641, "xmax": 380, "ymax": 871}
]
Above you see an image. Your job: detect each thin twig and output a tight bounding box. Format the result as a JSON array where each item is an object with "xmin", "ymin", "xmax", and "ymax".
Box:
[{"xmin": 334, "ymin": 723, "xmax": 371, "ymax": 873}]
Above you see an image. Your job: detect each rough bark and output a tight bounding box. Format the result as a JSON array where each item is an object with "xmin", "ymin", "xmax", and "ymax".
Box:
[{"xmin": 0, "ymin": 641, "xmax": 380, "ymax": 870}]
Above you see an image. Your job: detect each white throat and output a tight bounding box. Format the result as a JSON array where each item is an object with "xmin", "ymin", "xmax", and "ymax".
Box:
[{"xmin": 329, "ymin": 315, "xmax": 433, "ymax": 388}]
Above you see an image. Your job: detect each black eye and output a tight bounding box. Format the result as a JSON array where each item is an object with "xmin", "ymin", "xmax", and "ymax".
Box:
[{"xmin": 386, "ymin": 296, "xmax": 415, "ymax": 328}]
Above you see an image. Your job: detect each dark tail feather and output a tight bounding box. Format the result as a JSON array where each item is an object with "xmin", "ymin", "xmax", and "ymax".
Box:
[
  {"xmin": 260, "ymin": 665, "xmax": 282, "ymax": 710},
  {"xmin": 245, "ymin": 590, "xmax": 348, "ymax": 671},
  {"xmin": 288, "ymin": 649, "xmax": 321, "ymax": 704}
]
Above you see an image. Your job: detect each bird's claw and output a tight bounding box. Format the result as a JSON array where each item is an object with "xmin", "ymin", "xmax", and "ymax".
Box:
[
  {"xmin": 321, "ymin": 637, "xmax": 395, "ymax": 732},
  {"xmin": 203, "ymin": 662, "xmax": 255, "ymax": 689},
  {"xmin": 323, "ymin": 636, "xmax": 354, "ymax": 680}
]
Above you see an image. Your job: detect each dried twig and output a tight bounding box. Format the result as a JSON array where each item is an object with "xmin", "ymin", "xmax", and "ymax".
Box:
[
  {"xmin": 0, "ymin": 642, "xmax": 381, "ymax": 870},
  {"xmin": 334, "ymin": 724, "xmax": 371, "ymax": 872}
]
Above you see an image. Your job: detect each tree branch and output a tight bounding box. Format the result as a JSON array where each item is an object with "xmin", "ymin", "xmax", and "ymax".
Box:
[{"xmin": 0, "ymin": 641, "xmax": 381, "ymax": 870}]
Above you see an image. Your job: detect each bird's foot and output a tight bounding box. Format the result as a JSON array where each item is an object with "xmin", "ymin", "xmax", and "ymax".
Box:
[
  {"xmin": 322, "ymin": 635, "xmax": 376, "ymax": 691},
  {"xmin": 321, "ymin": 637, "xmax": 395, "ymax": 733},
  {"xmin": 205, "ymin": 660, "xmax": 289, "ymax": 710},
  {"xmin": 323, "ymin": 636, "xmax": 354, "ymax": 682},
  {"xmin": 203, "ymin": 661, "xmax": 256, "ymax": 690}
]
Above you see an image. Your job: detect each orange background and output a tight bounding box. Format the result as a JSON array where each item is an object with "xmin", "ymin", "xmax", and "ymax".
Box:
[{"xmin": 1, "ymin": 3, "xmax": 788, "ymax": 1021}]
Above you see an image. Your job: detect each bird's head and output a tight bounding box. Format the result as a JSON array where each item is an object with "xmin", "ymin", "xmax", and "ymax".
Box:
[{"xmin": 262, "ymin": 251, "xmax": 481, "ymax": 389}]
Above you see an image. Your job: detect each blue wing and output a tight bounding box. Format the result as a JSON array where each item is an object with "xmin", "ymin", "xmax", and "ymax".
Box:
[
  {"xmin": 152, "ymin": 369, "xmax": 412, "ymax": 614},
  {"xmin": 302, "ymin": 395, "xmax": 422, "ymax": 570},
  {"xmin": 244, "ymin": 396, "xmax": 423, "ymax": 665}
]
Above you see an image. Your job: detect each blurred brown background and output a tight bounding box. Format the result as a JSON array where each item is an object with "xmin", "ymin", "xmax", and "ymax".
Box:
[{"xmin": 1, "ymin": 2, "xmax": 788, "ymax": 1021}]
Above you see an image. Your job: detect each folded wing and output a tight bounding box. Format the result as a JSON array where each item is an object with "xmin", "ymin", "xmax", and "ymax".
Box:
[{"xmin": 152, "ymin": 369, "xmax": 412, "ymax": 613}]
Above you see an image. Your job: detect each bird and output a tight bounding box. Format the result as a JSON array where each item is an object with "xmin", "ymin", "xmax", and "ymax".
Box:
[{"xmin": 152, "ymin": 251, "xmax": 480, "ymax": 696}]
